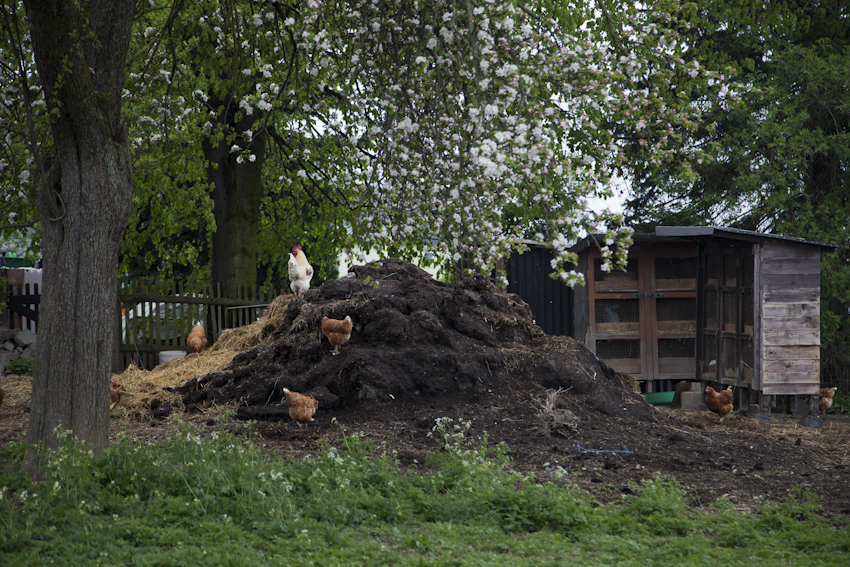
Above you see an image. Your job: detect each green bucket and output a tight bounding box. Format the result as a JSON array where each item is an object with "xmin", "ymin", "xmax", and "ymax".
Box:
[{"xmin": 643, "ymin": 391, "xmax": 675, "ymax": 405}]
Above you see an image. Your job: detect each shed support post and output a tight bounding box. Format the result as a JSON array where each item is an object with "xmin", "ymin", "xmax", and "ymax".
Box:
[
  {"xmin": 759, "ymin": 391, "xmax": 771, "ymax": 417},
  {"xmin": 808, "ymin": 394, "xmax": 820, "ymax": 416}
]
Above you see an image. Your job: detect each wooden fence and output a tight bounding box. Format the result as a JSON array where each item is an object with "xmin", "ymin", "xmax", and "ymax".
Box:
[
  {"xmin": 115, "ymin": 279, "xmax": 283, "ymax": 373},
  {"xmin": 3, "ymin": 268, "xmax": 41, "ymax": 333}
]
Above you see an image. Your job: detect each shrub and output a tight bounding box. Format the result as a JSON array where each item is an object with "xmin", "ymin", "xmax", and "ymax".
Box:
[{"xmin": 5, "ymin": 357, "xmax": 33, "ymax": 376}]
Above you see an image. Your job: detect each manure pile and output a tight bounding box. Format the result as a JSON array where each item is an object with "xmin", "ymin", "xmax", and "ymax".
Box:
[{"xmin": 176, "ymin": 259, "xmax": 653, "ymax": 422}]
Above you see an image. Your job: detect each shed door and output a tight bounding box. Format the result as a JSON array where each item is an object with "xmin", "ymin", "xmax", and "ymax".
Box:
[
  {"xmin": 698, "ymin": 246, "xmax": 755, "ymax": 388},
  {"xmin": 590, "ymin": 244, "xmax": 697, "ymax": 391}
]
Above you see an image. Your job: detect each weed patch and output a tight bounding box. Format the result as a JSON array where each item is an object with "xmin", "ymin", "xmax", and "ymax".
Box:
[{"xmin": 0, "ymin": 419, "xmax": 848, "ymax": 566}]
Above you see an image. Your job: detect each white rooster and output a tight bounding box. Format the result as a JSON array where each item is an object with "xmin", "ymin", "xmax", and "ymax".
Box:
[{"xmin": 288, "ymin": 244, "xmax": 314, "ymax": 296}]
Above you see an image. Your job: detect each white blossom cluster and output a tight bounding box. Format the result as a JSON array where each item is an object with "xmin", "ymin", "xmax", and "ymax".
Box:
[{"xmin": 317, "ymin": 0, "xmax": 712, "ymax": 280}]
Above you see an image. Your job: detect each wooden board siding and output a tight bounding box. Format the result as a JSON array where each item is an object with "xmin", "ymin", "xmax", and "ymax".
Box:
[
  {"xmin": 762, "ymin": 328, "xmax": 820, "ymax": 344},
  {"xmin": 604, "ymin": 358, "xmax": 642, "ymax": 375},
  {"xmin": 507, "ymin": 246, "xmax": 574, "ymax": 337},
  {"xmin": 763, "ymin": 289, "xmax": 820, "ymax": 303},
  {"xmin": 595, "ymin": 322, "xmax": 640, "ymax": 335},
  {"xmin": 764, "ymin": 345, "xmax": 820, "ymax": 361},
  {"xmin": 761, "ymin": 383, "xmax": 820, "ymax": 395},
  {"xmin": 762, "ymin": 358, "xmax": 820, "ymax": 372},
  {"xmin": 759, "ymin": 240, "xmax": 822, "ymax": 395}
]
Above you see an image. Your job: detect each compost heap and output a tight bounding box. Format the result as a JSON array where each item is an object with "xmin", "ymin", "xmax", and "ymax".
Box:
[{"xmin": 177, "ymin": 258, "xmax": 653, "ymax": 423}]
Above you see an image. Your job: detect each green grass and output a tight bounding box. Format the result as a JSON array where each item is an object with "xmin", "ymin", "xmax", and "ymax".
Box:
[{"xmin": 1, "ymin": 417, "xmax": 848, "ymax": 566}]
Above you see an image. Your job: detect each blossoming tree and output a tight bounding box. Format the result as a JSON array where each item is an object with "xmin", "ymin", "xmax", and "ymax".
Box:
[
  {"xmin": 122, "ymin": 0, "xmax": 717, "ymax": 288},
  {"xmin": 322, "ymin": 0, "xmax": 715, "ymax": 283}
]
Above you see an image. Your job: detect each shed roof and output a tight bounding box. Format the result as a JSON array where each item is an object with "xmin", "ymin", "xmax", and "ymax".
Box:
[
  {"xmin": 570, "ymin": 226, "xmax": 837, "ymax": 254},
  {"xmin": 654, "ymin": 226, "xmax": 838, "ymax": 250},
  {"xmin": 570, "ymin": 231, "xmax": 693, "ymax": 253}
]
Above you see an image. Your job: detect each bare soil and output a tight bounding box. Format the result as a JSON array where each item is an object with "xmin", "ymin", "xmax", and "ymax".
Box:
[{"xmin": 2, "ymin": 259, "xmax": 848, "ymax": 516}]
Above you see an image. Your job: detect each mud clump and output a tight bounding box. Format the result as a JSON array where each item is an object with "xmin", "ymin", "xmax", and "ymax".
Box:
[{"xmin": 177, "ymin": 258, "xmax": 652, "ymax": 423}]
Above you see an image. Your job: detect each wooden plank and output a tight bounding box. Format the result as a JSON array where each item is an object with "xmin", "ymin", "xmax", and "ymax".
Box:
[
  {"xmin": 656, "ymin": 321, "xmax": 696, "ymax": 334},
  {"xmin": 655, "ymin": 278, "xmax": 696, "ymax": 291},
  {"xmin": 720, "ymin": 377, "xmax": 752, "ymax": 388},
  {"xmin": 763, "ymin": 383, "xmax": 820, "ymax": 395},
  {"xmin": 760, "ymin": 258, "xmax": 821, "ymax": 275},
  {"xmin": 763, "ymin": 345, "xmax": 820, "ymax": 360},
  {"xmin": 178, "ymin": 279, "xmax": 187, "ymax": 347},
  {"xmin": 762, "ymin": 303, "xmax": 819, "ymax": 318},
  {"xmin": 762, "ymin": 329, "xmax": 819, "ymax": 346},
  {"xmin": 146, "ymin": 280, "xmax": 157, "ymax": 346},
  {"xmin": 595, "ymin": 322, "xmax": 640, "ymax": 335},
  {"xmin": 602, "ymin": 358, "xmax": 642, "ymax": 374},
  {"xmin": 763, "ymin": 289, "xmax": 820, "ymax": 303},
  {"xmin": 596, "ymin": 280, "xmax": 638, "ymax": 293},
  {"xmin": 762, "ymin": 273, "xmax": 819, "ymax": 289},
  {"xmin": 762, "ymin": 359, "xmax": 820, "ymax": 373},
  {"xmin": 761, "ymin": 240, "xmax": 818, "ymax": 260},
  {"xmin": 762, "ymin": 315, "xmax": 819, "ymax": 331},
  {"xmin": 762, "ymin": 372, "xmax": 820, "ymax": 385}
]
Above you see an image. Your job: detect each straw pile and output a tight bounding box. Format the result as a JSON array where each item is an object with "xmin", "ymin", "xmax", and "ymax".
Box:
[
  {"xmin": 113, "ymin": 294, "xmax": 292, "ymax": 412},
  {"xmin": 114, "ymin": 350, "xmax": 242, "ymax": 412},
  {"xmin": 210, "ymin": 294, "xmax": 291, "ymax": 352}
]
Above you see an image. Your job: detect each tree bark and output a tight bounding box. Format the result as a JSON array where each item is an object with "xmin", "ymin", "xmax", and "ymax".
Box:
[
  {"xmin": 203, "ymin": 98, "xmax": 265, "ymax": 299},
  {"xmin": 23, "ymin": 0, "xmax": 135, "ymax": 466}
]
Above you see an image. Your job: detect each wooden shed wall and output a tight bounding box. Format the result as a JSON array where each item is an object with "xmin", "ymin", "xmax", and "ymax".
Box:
[
  {"xmin": 507, "ymin": 246, "xmax": 573, "ymax": 337},
  {"xmin": 757, "ymin": 240, "xmax": 822, "ymax": 395}
]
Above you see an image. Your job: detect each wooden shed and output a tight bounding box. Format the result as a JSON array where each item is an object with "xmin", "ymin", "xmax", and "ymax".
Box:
[{"xmin": 569, "ymin": 226, "xmax": 837, "ymax": 406}]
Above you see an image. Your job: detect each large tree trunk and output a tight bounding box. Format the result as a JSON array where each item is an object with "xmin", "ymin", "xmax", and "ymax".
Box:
[
  {"xmin": 203, "ymin": 98, "xmax": 266, "ymax": 299},
  {"xmin": 23, "ymin": 0, "xmax": 135, "ymax": 466}
]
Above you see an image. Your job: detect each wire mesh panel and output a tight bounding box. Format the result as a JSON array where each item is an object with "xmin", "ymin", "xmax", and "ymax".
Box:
[
  {"xmin": 594, "ymin": 258, "xmax": 639, "ymax": 292},
  {"xmin": 597, "ymin": 339, "xmax": 641, "ymax": 359},
  {"xmin": 742, "ymin": 291, "xmax": 754, "ymax": 335},
  {"xmin": 742, "ymin": 340, "xmax": 754, "ymax": 382},
  {"xmin": 595, "ymin": 298, "xmax": 639, "ymax": 323},
  {"xmin": 702, "ymin": 333, "xmax": 718, "ymax": 375},
  {"xmin": 657, "ymin": 338, "xmax": 696, "ymax": 374},
  {"xmin": 722, "ymin": 337, "xmax": 738, "ymax": 379},
  {"xmin": 658, "ymin": 338, "xmax": 695, "ymax": 357},
  {"xmin": 723, "ymin": 254, "xmax": 738, "ymax": 286},
  {"xmin": 705, "ymin": 253, "xmax": 721, "ymax": 286},
  {"xmin": 594, "ymin": 298, "xmax": 640, "ymax": 336},
  {"xmin": 596, "ymin": 339, "xmax": 641, "ymax": 375},
  {"xmin": 742, "ymin": 254, "xmax": 754, "ymax": 287},
  {"xmin": 597, "ymin": 340, "xmax": 641, "ymax": 376},
  {"xmin": 657, "ymin": 298, "xmax": 696, "ymax": 320},
  {"xmin": 703, "ymin": 291, "xmax": 718, "ymax": 330},
  {"xmin": 722, "ymin": 291, "xmax": 738, "ymax": 332},
  {"xmin": 655, "ymin": 257, "xmax": 697, "ymax": 290},
  {"xmin": 656, "ymin": 297, "xmax": 696, "ymax": 334}
]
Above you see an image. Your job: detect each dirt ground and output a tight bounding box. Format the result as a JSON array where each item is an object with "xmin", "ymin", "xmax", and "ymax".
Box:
[{"xmin": 2, "ymin": 259, "xmax": 848, "ymax": 516}]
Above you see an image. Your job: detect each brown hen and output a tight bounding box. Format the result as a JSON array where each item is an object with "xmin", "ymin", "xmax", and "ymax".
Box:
[
  {"xmin": 283, "ymin": 387, "xmax": 318, "ymax": 425},
  {"xmin": 186, "ymin": 323, "xmax": 207, "ymax": 356},
  {"xmin": 705, "ymin": 385, "xmax": 733, "ymax": 422},
  {"xmin": 110, "ymin": 381, "xmax": 121, "ymax": 412},
  {"xmin": 321, "ymin": 315, "xmax": 353, "ymax": 355},
  {"xmin": 815, "ymin": 387, "xmax": 838, "ymax": 413}
]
